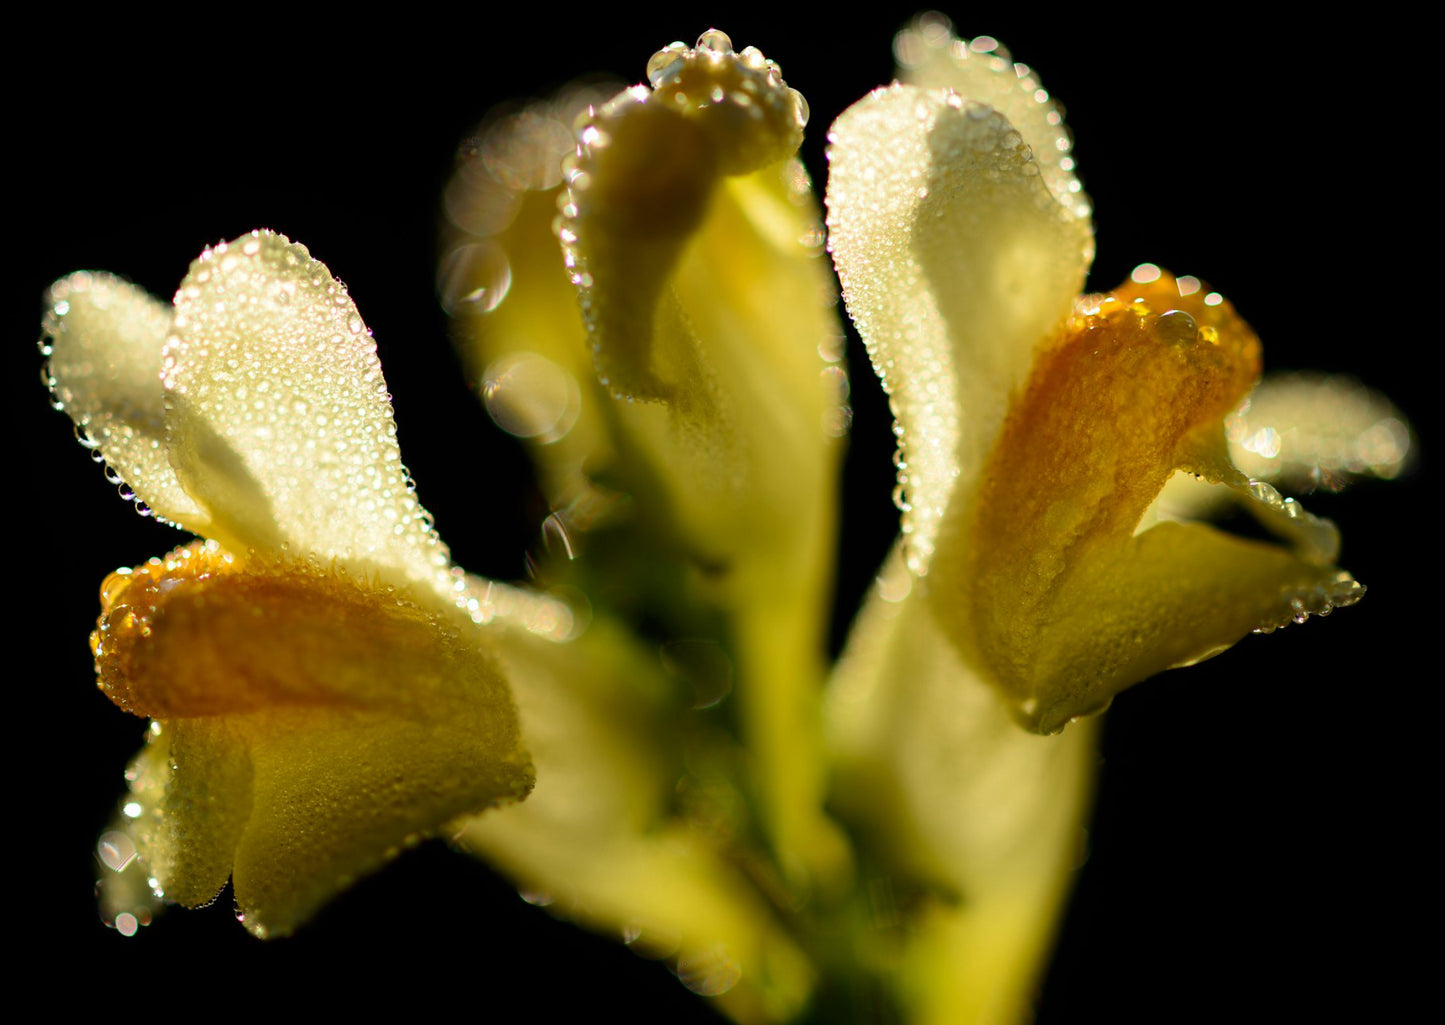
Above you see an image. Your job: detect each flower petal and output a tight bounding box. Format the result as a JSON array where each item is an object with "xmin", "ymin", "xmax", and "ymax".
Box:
[
  {"xmin": 441, "ymin": 83, "xmax": 622, "ymax": 512},
  {"xmin": 462, "ymin": 617, "xmax": 814, "ymax": 1021},
  {"xmin": 555, "ymin": 35, "xmax": 850, "ymax": 886},
  {"xmin": 163, "ymin": 230, "xmax": 453, "ymax": 600},
  {"xmin": 95, "ymin": 540, "xmax": 532, "ymax": 935},
  {"xmin": 827, "ymin": 548, "xmax": 1094, "ymax": 1025},
  {"xmin": 560, "ymin": 36, "xmax": 839, "ymax": 564},
  {"xmin": 894, "ymin": 14, "xmax": 1087, "ymax": 223},
  {"xmin": 826, "ymin": 83, "xmax": 1093, "ymax": 573},
  {"xmin": 1227, "ymin": 373, "xmax": 1413, "ymax": 490},
  {"xmin": 951, "ymin": 276, "xmax": 1361, "ymax": 732},
  {"xmin": 124, "ymin": 716, "xmax": 252, "ymax": 909},
  {"xmin": 43, "ymin": 271, "xmax": 208, "ymax": 529}
]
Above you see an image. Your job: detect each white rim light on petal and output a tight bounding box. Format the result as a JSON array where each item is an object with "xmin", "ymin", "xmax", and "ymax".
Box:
[
  {"xmin": 43, "ymin": 272, "xmax": 208, "ymax": 529},
  {"xmin": 162, "ymin": 230, "xmax": 454, "ymax": 600},
  {"xmin": 826, "ymin": 85, "xmax": 1093, "ymax": 573},
  {"xmin": 894, "ymin": 15, "xmax": 1090, "ymax": 222}
]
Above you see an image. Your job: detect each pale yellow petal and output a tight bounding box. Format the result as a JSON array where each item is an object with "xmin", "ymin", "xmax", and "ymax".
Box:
[
  {"xmin": 827, "ymin": 549, "xmax": 1094, "ymax": 1025},
  {"xmin": 1026, "ymin": 520, "xmax": 1362, "ymax": 731},
  {"xmin": 231, "ymin": 700, "xmax": 529, "ymax": 938},
  {"xmin": 124, "ymin": 717, "xmax": 253, "ymax": 910},
  {"xmin": 1227, "ymin": 372, "xmax": 1413, "ymax": 490},
  {"xmin": 895, "ymin": 14, "xmax": 1089, "ymax": 222},
  {"xmin": 826, "ymin": 84, "xmax": 1093, "ymax": 573},
  {"xmin": 163, "ymin": 230, "xmax": 453, "ymax": 600},
  {"xmin": 560, "ymin": 37, "xmax": 838, "ymax": 564},
  {"xmin": 556, "ymin": 36, "xmax": 849, "ymax": 888},
  {"xmin": 42, "ymin": 271, "xmax": 207, "ymax": 529}
]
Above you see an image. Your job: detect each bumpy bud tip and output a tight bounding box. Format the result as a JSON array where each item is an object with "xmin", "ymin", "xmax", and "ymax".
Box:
[{"xmin": 638, "ymin": 29, "xmax": 808, "ymax": 175}]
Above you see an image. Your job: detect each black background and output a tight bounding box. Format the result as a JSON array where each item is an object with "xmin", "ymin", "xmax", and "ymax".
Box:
[{"xmin": 11, "ymin": 7, "xmax": 1430, "ymax": 1020}]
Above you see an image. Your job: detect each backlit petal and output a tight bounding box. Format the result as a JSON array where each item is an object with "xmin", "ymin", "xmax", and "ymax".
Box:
[
  {"xmin": 828, "ymin": 548, "xmax": 1094, "ymax": 1025},
  {"xmin": 43, "ymin": 271, "xmax": 207, "ymax": 529},
  {"xmin": 1227, "ymin": 373, "xmax": 1412, "ymax": 490},
  {"xmin": 163, "ymin": 230, "xmax": 453, "ymax": 600},
  {"xmin": 561, "ymin": 38, "xmax": 838, "ymax": 565},
  {"xmin": 826, "ymin": 83, "xmax": 1093, "ymax": 573},
  {"xmin": 894, "ymin": 14, "xmax": 1087, "ymax": 223},
  {"xmin": 559, "ymin": 35, "xmax": 850, "ymax": 887},
  {"xmin": 441, "ymin": 83, "xmax": 621, "ymax": 513}
]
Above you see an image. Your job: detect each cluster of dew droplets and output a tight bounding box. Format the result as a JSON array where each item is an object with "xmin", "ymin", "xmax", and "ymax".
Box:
[
  {"xmin": 1234, "ymin": 475, "xmax": 1366, "ymax": 631},
  {"xmin": 164, "ymin": 231, "xmax": 460, "ymax": 610},
  {"xmin": 557, "ymin": 29, "xmax": 810, "ymax": 403},
  {"xmin": 1255, "ymin": 568, "xmax": 1366, "ymax": 632},
  {"xmin": 95, "ymin": 719, "xmax": 170, "ymax": 936},
  {"xmin": 891, "ymin": 11, "xmax": 1090, "ymax": 222},
  {"xmin": 40, "ymin": 271, "xmax": 192, "ymax": 527}
]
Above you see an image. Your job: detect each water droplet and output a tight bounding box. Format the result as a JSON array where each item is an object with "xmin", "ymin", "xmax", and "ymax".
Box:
[
  {"xmin": 1247, "ymin": 480, "xmax": 1283, "ymax": 507},
  {"xmin": 647, "ymin": 47, "xmax": 688, "ymax": 87},
  {"xmin": 97, "ymin": 830, "xmax": 138, "ymax": 872},
  {"xmin": 1154, "ymin": 309, "xmax": 1198, "ymax": 345},
  {"xmin": 438, "ymin": 242, "xmax": 512, "ymax": 315},
  {"xmin": 481, "ymin": 352, "xmax": 581, "ymax": 444},
  {"xmin": 788, "ymin": 88, "xmax": 809, "ymax": 128},
  {"xmin": 696, "ymin": 28, "xmax": 733, "ymax": 54}
]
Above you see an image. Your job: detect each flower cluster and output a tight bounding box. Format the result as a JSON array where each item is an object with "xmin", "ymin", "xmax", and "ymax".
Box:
[{"xmin": 45, "ymin": 17, "xmax": 1407, "ymax": 1025}]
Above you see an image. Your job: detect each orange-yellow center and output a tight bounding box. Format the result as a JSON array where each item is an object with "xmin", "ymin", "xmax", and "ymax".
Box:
[{"xmin": 966, "ymin": 273, "xmax": 1262, "ymax": 717}]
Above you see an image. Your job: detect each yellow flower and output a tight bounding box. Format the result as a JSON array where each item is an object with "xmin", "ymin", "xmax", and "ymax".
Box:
[
  {"xmin": 44, "ymin": 230, "xmax": 534, "ymax": 937},
  {"xmin": 40, "ymin": 16, "xmax": 1409, "ymax": 1025},
  {"xmin": 823, "ymin": 17, "xmax": 1390, "ymax": 1024},
  {"xmin": 828, "ymin": 19, "xmax": 1363, "ymax": 735}
]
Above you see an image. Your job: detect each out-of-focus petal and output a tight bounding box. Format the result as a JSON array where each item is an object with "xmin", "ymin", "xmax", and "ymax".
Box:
[
  {"xmin": 826, "ymin": 83, "xmax": 1093, "ymax": 573},
  {"xmin": 43, "ymin": 271, "xmax": 207, "ymax": 529},
  {"xmin": 1227, "ymin": 372, "xmax": 1413, "ymax": 490},
  {"xmin": 441, "ymin": 82, "xmax": 622, "ymax": 516},
  {"xmin": 94, "ymin": 540, "xmax": 532, "ymax": 936},
  {"xmin": 163, "ymin": 230, "xmax": 454, "ymax": 602},
  {"xmin": 828, "ymin": 548, "xmax": 1094, "ymax": 1025},
  {"xmin": 462, "ymin": 615, "xmax": 814, "ymax": 1023}
]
